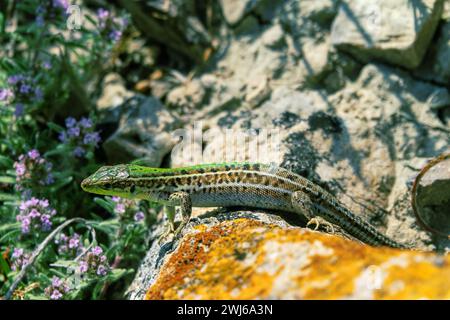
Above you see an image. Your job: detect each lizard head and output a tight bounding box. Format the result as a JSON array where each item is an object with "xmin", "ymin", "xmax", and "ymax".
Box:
[{"xmin": 81, "ymin": 164, "xmax": 133, "ymax": 198}]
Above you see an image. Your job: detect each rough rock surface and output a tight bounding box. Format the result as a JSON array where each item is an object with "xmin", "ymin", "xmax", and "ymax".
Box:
[
  {"xmin": 102, "ymin": 96, "xmax": 180, "ymax": 165},
  {"xmin": 331, "ymin": 0, "xmax": 444, "ymax": 69},
  {"xmin": 416, "ymin": 8, "xmax": 450, "ymax": 85},
  {"xmin": 128, "ymin": 215, "xmax": 450, "ymax": 300},
  {"xmin": 109, "ymin": 0, "xmax": 450, "ymax": 299},
  {"xmin": 413, "ymin": 154, "xmax": 450, "ymax": 238}
]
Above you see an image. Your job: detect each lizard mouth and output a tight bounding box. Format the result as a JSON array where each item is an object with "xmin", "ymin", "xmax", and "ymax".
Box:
[{"xmin": 80, "ymin": 177, "xmax": 93, "ymax": 191}]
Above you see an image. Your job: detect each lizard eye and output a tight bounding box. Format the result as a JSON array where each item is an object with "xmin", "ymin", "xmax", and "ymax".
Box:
[
  {"xmin": 104, "ymin": 183, "xmax": 112, "ymax": 189},
  {"xmin": 130, "ymin": 185, "xmax": 136, "ymax": 193}
]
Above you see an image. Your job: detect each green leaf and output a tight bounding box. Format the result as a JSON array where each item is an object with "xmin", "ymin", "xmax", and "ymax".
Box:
[
  {"xmin": 0, "ymin": 176, "xmax": 15, "ymax": 184},
  {"xmin": 0, "ymin": 193, "xmax": 18, "ymax": 201},
  {"xmin": 0, "ymin": 222, "xmax": 20, "ymax": 234},
  {"xmin": 44, "ymin": 144, "xmax": 69, "ymax": 157},
  {"xmin": 0, "ymin": 155, "xmax": 13, "ymax": 167},
  {"xmin": 0, "ymin": 253, "xmax": 11, "ymax": 275},
  {"xmin": 47, "ymin": 122, "xmax": 65, "ymax": 132},
  {"xmin": 93, "ymin": 197, "xmax": 115, "ymax": 213},
  {"xmin": 49, "ymin": 175, "xmax": 73, "ymax": 192}
]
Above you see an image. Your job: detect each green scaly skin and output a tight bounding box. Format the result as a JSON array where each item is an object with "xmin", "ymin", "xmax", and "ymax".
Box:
[{"xmin": 81, "ymin": 162, "xmax": 410, "ymax": 249}]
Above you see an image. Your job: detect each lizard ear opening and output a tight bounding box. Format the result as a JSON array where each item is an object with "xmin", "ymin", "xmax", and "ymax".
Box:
[{"xmin": 130, "ymin": 185, "xmax": 136, "ymax": 194}]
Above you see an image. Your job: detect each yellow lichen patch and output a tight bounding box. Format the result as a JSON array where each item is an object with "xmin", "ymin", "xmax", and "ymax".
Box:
[{"xmin": 144, "ymin": 218, "xmax": 450, "ymax": 300}]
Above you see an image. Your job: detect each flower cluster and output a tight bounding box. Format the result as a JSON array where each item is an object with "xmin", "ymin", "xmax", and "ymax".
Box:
[
  {"xmin": 59, "ymin": 117, "xmax": 101, "ymax": 158},
  {"xmin": 55, "ymin": 233, "xmax": 83, "ymax": 257},
  {"xmin": 11, "ymin": 248, "xmax": 30, "ymax": 271},
  {"xmin": 1, "ymin": 74, "xmax": 43, "ymax": 116},
  {"xmin": 17, "ymin": 198, "xmax": 57, "ymax": 234},
  {"xmin": 44, "ymin": 276, "xmax": 70, "ymax": 300},
  {"xmin": 78, "ymin": 246, "xmax": 110, "ymax": 276},
  {"xmin": 36, "ymin": 0, "xmax": 69, "ymax": 26},
  {"xmin": 112, "ymin": 196, "xmax": 145, "ymax": 223},
  {"xmin": 97, "ymin": 8, "xmax": 127, "ymax": 42},
  {"xmin": 14, "ymin": 149, "xmax": 54, "ymax": 193}
]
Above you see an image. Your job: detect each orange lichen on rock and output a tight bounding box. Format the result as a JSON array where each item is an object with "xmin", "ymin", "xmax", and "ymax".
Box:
[{"xmin": 144, "ymin": 218, "xmax": 450, "ymax": 300}]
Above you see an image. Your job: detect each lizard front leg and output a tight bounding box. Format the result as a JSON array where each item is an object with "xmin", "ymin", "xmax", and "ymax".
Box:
[
  {"xmin": 168, "ymin": 191, "xmax": 192, "ymax": 238},
  {"xmin": 291, "ymin": 190, "xmax": 337, "ymax": 234},
  {"xmin": 158, "ymin": 206, "xmax": 176, "ymax": 243}
]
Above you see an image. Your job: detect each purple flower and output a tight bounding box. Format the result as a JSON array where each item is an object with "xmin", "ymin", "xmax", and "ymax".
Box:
[
  {"xmin": 97, "ymin": 8, "xmax": 109, "ymax": 21},
  {"xmin": 52, "ymin": 277, "xmax": 62, "ymax": 287},
  {"xmin": 79, "ymin": 261, "xmax": 88, "ymax": 273},
  {"xmin": 65, "ymin": 117, "xmax": 77, "ymax": 128},
  {"xmin": 45, "ymin": 277, "xmax": 70, "ymax": 300},
  {"xmin": 115, "ymin": 203, "xmax": 126, "ymax": 214},
  {"xmin": 28, "ymin": 149, "xmax": 40, "ymax": 160},
  {"xmin": 134, "ymin": 211, "xmax": 145, "ymax": 222},
  {"xmin": 15, "ymin": 163, "xmax": 26, "ymax": 176},
  {"xmin": 53, "ymin": 0, "xmax": 69, "ymax": 10},
  {"xmin": 17, "ymin": 197, "xmax": 56, "ymax": 234},
  {"xmin": 12, "ymin": 248, "xmax": 24, "ymax": 259},
  {"xmin": 59, "ymin": 117, "xmax": 101, "ymax": 159},
  {"xmin": 50, "ymin": 290, "xmax": 62, "ymax": 300},
  {"xmin": 58, "ymin": 131, "xmax": 67, "ymax": 142},
  {"xmin": 79, "ymin": 117, "xmax": 92, "ymax": 128},
  {"xmin": 92, "ymin": 246, "xmax": 103, "ymax": 256},
  {"xmin": 8, "ymin": 75, "xmax": 22, "ymax": 85},
  {"xmin": 14, "ymin": 103, "xmax": 24, "ymax": 117},
  {"xmin": 67, "ymin": 126, "xmax": 80, "ymax": 137},
  {"xmin": 78, "ymin": 246, "xmax": 110, "ymax": 276},
  {"xmin": 109, "ymin": 30, "xmax": 122, "ymax": 42},
  {"xmin": 42, "ymin": 60, "xmax": 52, "ymax": 70},
  {"xmin": 11, "ymin": 248, "xmax": 30, "ymax": 271},
  {"xmin": 0, "ymin": 88, "xmax": 13, "ymax": 101},
  {"xmin": 56, "ymin": 233, "xmax": 83, "ymax": 256},
  {"xmin": 20, "ymin": 84, "xmax": 31, "ymax": 94},
  {"xmin": 68, "ymin": 237, "xmax": 80, "ymax": 249},
  {"xmin": 97, "ymin": 8, "xmax": 126, "ymax": 42},
  {"xmin": 14, "ymin": 150, "xmax": 54, "ymax": 191},
  {"xmin": 73, "ymin": 146, "xmax": 85, "ymax": 157},
  {"xmin": 97, "ymin": 265, "xmax": 107, "ymax": 276}
]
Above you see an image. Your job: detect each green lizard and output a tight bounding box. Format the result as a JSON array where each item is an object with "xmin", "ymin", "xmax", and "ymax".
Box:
[{"xmin": 81, "ymin": 162, "xmax": 409, "ymax": 249}]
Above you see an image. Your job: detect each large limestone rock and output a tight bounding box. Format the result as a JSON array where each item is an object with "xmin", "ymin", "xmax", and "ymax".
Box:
[
  {"xmin": 102, "ymin": 96, "xmax": 180, "ymax": 165},
  {"xmin": 331, "ymin": 0, "xmax": 444, "ymax": 69},
  {"xmin": 170, "ymin": 64, "xmax": 449, "ymax": 250},
  {"xmin": 219, "ymin": 0, "xmax": 259, "ymax": 26},
  {"xmin": 415, "ymin": 17, "xmax": 450, "ymax": 85},
  {"xmin": 129, "ymin": 214, "xmax": 450, "ymax": 300}
]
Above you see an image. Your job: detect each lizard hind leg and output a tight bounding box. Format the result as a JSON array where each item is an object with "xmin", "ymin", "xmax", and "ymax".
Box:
[{"xmin": 291, "ymin": 190, "xmax": 336, "ymax": 234}]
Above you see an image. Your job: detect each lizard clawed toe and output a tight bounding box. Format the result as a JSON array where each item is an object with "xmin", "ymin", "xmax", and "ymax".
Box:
[{"xmin": 307, "ymin": 217, "xmax": 336, "ymax": 234}]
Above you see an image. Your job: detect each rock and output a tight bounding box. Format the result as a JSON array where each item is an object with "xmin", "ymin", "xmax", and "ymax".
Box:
[
  {"xmin": 279, "ymin": 0, "xmax": 340, "ymax": 38},
  {"xmin": 300, "ymin": 37, "xmax": 332, "ymax": 85},
  {"xmin": 445, "ymin": 108, "xmax": 450, "ymax": 127},
  {"xmin": 426, "ymin": 88, "xmax": 450, "ymax": 110},
  {"xmin": 385, "ymin": 159, "xmax": 434, "ymax": 249},
  {"xmin": 233, "ymin": 15, "xmax": 261, "ymax": 35},
  {"xmin": 331, "ymin": 0, "xmax": 445, "ymax": 69},
  {"xmin": 97, "ymin": 73, "xmax": 133, "ymax": 111},
  {"xmin": 185, "ymin": 64, "xmax": 450, "ymax": 250},
  {"xmin": 412, "ymin": 154, "xmax": 450, "ymax": 239},
  {"xmin": 102, "ymin": 95, "xmax": 180, "ymax": 165},
  {"xmin": 220, "ymin": 0, "xmax": 258, "ymax": 26},
  {"xmin": 415, "ymin": 20, "xmax": 450, "ymax": 85},
  {"xmin": 128, "ymin": 215, "xmax": 450, "ymax": 300},
  {"xmin": 262, "ymin": 24, "xmax": 285, "ymax": 48},
  {"xmin": 119, "ymin": 0, "xmax": 210, "ymax": 63},
  {"xmin": 166, "ymin": 78, "xmax": 208, "ymax": 112}
]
